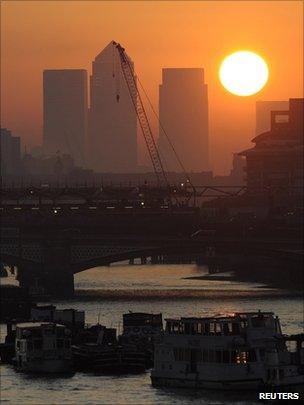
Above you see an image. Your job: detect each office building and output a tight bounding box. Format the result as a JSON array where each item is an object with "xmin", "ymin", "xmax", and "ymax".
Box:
[
  {"xmin": 0, "ymin": 128, "xmax": 21, "ymax": 177},
  {"xmin": 88, "ymin": 42, "xmax": 137, "ymax": 173},
  {"xmin": 158, "ymin": 68, "xmax": 209, "ymax": 172},
  {"xmin": 256, "ymin": 100, "xmax": 289, "ymax": 135},
  {"xmin": 43, "ymin": 69, "xmax": 88, "ymax": 165},
  {"xmin": 240, "ymin": 98, "xmax": 303, "ymax": 191}
]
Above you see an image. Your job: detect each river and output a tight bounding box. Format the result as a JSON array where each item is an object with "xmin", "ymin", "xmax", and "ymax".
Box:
[{"xmin": 1, "ymin": 263, "xmax": 303, "ymax": 404}]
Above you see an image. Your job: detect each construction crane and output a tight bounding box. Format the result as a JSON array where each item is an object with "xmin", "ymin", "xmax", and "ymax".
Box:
[
  {"xmin": 113, "ymin": 41, "xmax": 197, "ymax": 205},
  {"xmin": 113, "ymin": 41, "xmax": 169, "ymax": 188}
]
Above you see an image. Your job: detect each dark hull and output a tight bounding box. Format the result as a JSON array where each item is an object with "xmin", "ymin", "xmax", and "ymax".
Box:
[{"xmin": 72, "ymin": 345, "xmax": 146, "ymax": 374}]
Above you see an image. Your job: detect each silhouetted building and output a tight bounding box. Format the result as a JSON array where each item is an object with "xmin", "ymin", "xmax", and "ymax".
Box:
[
  {"xmin": 240, "ymin": 98, "xmax": 303, "ymax": 191},
  {"xmin": 256, "ymin": 100, "xmax": 289, "ymax": 135},
  {"xmin": 88, "ymin": 42, "xmax": 137, "ymax": 173},
  {"xmin": 158, "ymin": 68, "xmax": 209, "ymax": 172},
  {"xmin": 0, "ymin": 128, "xmax": 21, "ymax": 177},
  {"xmin": 229, "ymin": 154, "xmax": 246, "ymax": 184},
  {"xmin": 43, "ymin": 69, "xmax": 88, "ymax": 165}
]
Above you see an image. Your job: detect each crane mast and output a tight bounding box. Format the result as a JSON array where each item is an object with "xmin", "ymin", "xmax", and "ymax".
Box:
[{"xmin": 113, "ymin": 41, "xmax": 169, "ymax": 188}]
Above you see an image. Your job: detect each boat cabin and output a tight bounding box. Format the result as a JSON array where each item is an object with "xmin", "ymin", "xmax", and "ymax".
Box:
[
  {"xmin": 165, "ymin": 312, "xmax": 281, "ymax": 337},
  {"xmin": 15, "ymin": 323, "xmax": 71, "ymax": 360}
]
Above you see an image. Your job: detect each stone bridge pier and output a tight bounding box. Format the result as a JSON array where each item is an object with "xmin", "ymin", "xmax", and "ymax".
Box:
[
  {"xmin": 17, "ymin": 265, "xmax": 74, "ymax": 298},
  {"xmin": 17, "ymin": 235, "xmax": 75, "ymax": 298}
]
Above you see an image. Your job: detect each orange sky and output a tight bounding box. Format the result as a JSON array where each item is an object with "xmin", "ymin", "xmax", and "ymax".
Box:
[{"xmin": 1, "ymin": 0, "xmax": 303, "ymax": 174}]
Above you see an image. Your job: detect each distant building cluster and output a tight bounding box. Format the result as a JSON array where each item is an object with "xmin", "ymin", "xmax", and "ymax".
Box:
[
  {"xmin": 7, "ymin": 41, "xmax": 211, "ymax": 178},
  {"xmin": 1, "ymin": 41, "xmax": 303, "ymax": 196}
]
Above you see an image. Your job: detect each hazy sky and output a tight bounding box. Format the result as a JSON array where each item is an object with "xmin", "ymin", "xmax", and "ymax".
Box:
[{"xmin": 1, "ymin": 0, "xmax": 303, "ymax": 174}]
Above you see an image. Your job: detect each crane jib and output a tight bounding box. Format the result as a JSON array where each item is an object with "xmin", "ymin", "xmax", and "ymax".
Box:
[{"xmin": 114, "ymin": 42, "xmax": 169, "ymax": 189}]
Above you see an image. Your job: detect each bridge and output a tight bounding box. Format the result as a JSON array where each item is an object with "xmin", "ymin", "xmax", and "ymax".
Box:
[
  {"xmin": 1, "ymin": 185, "xmax": 302, "ymax": 297},
  {"xmin": 1, "ymin": 225, "xmax": 302, "ymax": 297}
]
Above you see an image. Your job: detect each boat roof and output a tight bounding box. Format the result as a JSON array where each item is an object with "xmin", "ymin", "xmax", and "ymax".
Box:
[
  {"xmin": 165, "ymin": 312, "xmax": 275, "ymax": 323},
  {"xmin": 16, "ymin": 322, "xmax": 66, "ymax": 329}
]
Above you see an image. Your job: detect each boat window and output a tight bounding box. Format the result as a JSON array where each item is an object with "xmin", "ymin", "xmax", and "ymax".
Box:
[
  {"xmin": 190, "ymin": 323, "xmax": 197, "ymax": 335},
  {"xmin": 259, "ymin": 348, "xmax": 266, "ymax": 360},
  {"xmin": 231, "ymin": 350, "xmax": 238, "ymax": 363},
  {"xmin": 173, "ymin": 323, "xmax": 180, "ymax": 334},
  {"xmin": 240, "ymin": 351, "xmax": 247, "ymax": 363},
  {"xmin": 197, "ymin": 323, "xmax": 202, "ymax": 334},
  {"xmin": 34, "ymin": 339, "xmax": 43, "ymax": 350},
  {"xmin": 286, "ymin": 341, "xmax": 297, "ymax": 353},
  {"xmin": 209, "ymin": 323, "xmax": 215, "ymax": 335},
  {"xmin": 222, "ymin": 323, "xmax": 232, "ymax": 335},
  {"xmin": 232, "ymin": 323, "xmax": 240, "ymax": 335},
  {"xmin": 251, "ymin": 316, "xmax": 266, "ymax": 328},
  {"xmin": 223, "ymin": 350, "xmax": 230, "ymax": 363},
  {"xmin": 247, "ymin": 349, "xmax": 257, "ymax": 362},
  {"xmin": 184, "ymin": 323, "xmax": 190, "ymax": 335},
  {"xmin": 215, "ymin": 323, "xmax": 221, "ymax": 335}
]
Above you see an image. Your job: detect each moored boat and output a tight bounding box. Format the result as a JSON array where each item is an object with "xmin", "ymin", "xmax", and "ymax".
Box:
[
  {"xmin": 13, "ymin": 322, "xmax": 72, "ymax": 373},
  {"xmin": 119, "ymin": 312, "xmax": 163, "ymax": 367},
  {"xmin": 151, "ymin": 311, "xmax": 304, "ymax": 390},
  {"xmin": 72, "ymin": 324, "xmax": 146, "ymax": 373}
]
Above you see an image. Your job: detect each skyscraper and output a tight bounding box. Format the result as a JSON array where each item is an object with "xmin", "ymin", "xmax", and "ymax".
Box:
[
  {"xmin": 255, "ymin": 100, "xmax": 289, "ymax": 135},
  {"xmin": 0, "ymin": 128, "xmax": 21, "ymax": 177},
  {"xmin": 43, "ymin": 69, "xmax": 88, "ymax": 166},
  {"xmin": 158, "ymin": 68, "xmax": 209, "ymax": 172},
  {"xmin": 88, "ymin": 42, "xmax": 137, "ymax": 173}
]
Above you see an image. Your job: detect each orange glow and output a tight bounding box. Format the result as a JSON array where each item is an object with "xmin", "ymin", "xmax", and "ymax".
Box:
[{"xmin": 1, "ymin": 1, "xmax": 303, "ymax": 174}]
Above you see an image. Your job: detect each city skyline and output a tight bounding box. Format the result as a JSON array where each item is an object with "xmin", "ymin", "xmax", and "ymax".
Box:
[{"xmin": 1, "ymin": 1, "xmax": 302, "ymax": 174}]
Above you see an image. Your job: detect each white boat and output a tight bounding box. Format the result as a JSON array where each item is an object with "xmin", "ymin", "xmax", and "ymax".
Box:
[
  {"xmin": 151, "ymin": 311, "xmax": 304, "ymax": 390},
  {"xmin": 14, "ymin": 322, "xmax": 72, "ymax": 373}
]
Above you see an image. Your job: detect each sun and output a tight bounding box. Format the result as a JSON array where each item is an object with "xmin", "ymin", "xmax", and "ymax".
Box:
[{"xmin": 219, "ymin": 51, "xmax": 269, "ymax": 96}]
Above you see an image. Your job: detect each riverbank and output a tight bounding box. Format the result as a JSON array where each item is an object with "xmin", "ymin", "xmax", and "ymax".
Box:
[
  {"xmin": 74, "ymin": 287, "xmax": 302, "ymax": 301},
  {"xmin": 184, "ymin": 268, "xmax": 304, "ymax": 291}
]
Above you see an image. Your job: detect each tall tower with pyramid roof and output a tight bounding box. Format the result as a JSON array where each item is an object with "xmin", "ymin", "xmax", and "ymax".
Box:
[{"xmin": 88, "ymin": 42, "xmax": 137, "ymax": 172}]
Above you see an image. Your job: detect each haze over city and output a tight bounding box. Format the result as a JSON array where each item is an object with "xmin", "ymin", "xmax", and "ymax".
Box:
[
  {"xmin": 1, "ymin": 0, "xmax": 303, "ymax": 174},
  {"xmin": 1, "ymin": 1, "xmax": 304, "ymax": 403}
]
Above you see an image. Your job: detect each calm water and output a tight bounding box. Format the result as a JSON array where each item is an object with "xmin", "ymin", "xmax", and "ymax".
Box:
[{"xmin": 1, "ymin": 264, "xmax": 303, "ymax": 404}]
